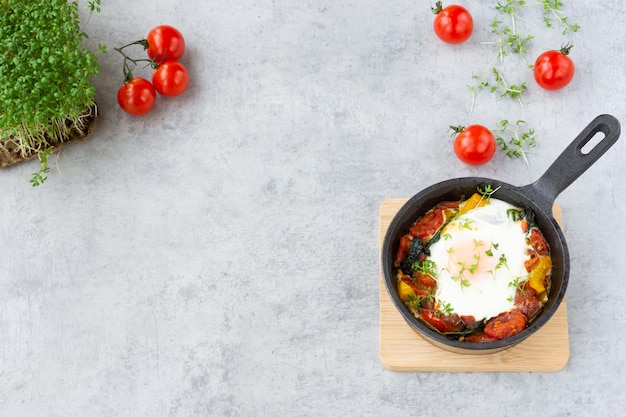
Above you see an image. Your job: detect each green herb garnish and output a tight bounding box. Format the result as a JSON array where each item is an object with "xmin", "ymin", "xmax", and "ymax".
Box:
[{"xmin": 0, "ymin": 0, "xmax": 105, "ymax": 185}]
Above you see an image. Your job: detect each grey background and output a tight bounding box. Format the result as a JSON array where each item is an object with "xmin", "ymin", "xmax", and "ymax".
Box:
[{"xmin": 2, "ymin": 1, "xmax": 625, "ymax": 416}]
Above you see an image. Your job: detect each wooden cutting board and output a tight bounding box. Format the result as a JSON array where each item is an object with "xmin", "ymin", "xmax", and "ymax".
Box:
[{"xmin": 379, "ymin": 198, "xmax": 569, "ymax": 372}]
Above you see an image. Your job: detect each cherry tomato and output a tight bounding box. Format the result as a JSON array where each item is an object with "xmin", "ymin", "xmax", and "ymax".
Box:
[
  {"xmin": 152, "ymin": 61, "xmax": 190, "ymax": 97},
  {"xmin": 533, "ymin": 44, "xmax": 575, "ymax": 91},
  {"xmin": 117, "ymin": 77, "xmax": 156, "ymax": 116},
  {"xmin": 432, "ymin": 2, "xmax": 473, "ymax": 44},
  {"xmin": 452, "ymin": 124, "xmax": 496, "ymax": 165},
  {"xmin": 146, "ymin": 25, "xmax": 186, "ymax": 63}
]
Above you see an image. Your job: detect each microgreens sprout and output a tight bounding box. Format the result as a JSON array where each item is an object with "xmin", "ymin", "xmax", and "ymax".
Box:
[
  {"xmin": 507, "ymin": 276, "xmax": 527, "ymax": 301},
  {"xmin": 469, "ymin": 253, "xmax": 481, "ymax": 274},
  {"xmin": 507, "ymin": 208, "xmax": 524, "ymax": 221},
  {"xmin": 452, "ymin": 263, "xmax": 472, "ymax": 290},
  {"xmin": 82, "ymin": 0, "xmax": 102, "ymax": 31},
  {"xmin": 494, "ymin": 119, "xmax": 537, "ymax": 165},
  {"xmin": 473, "ymin": 239, "xmax": 485, "ymax": 250},
  {"xmin": 437, "ymin": 300, "xmax": 455, "ymax": 315},
  {"xmin": 496, "ymin": 254, "xmax": 509, "ymax": 270},
  {"xmin": 485, "ymin": 241, "xmax": 499, "ymax": 257},
  {"xmin": 412, "ymin": 259, "xmax": 439, "ymax": 279},
  {"xmin": 477, "ymin": 185, "xmax": 500, "ymax": 203},
  {"xmin": 29, "ymin": 148, "xmax": 53, "ymax": 187},
  {"xmin": 459, "ymin": 218, "xmax": 475, "ymax": 230},
  {"xmin": 540, "ymin": 0, "xmax": 580, "ymax": 34},
  {"xmin": 406, "ymin": 293, "xmax": 435, "ymax": 310}
]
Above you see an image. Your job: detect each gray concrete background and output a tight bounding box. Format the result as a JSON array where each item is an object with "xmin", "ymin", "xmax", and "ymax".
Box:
[{"xmin": 1, "ymin": 1, "xmax": 625, "ymax": 416}]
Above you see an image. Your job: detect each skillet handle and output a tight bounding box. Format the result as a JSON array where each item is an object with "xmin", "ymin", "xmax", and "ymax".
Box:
[{"xmin": 520, "ymin": 114, "xmax": 620, "ymax": 214}]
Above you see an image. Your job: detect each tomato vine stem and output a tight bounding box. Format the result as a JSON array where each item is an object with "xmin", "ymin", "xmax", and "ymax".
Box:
[{"xmin": 114, "ymin": 41, "xmax": 158, "ymax": 83}]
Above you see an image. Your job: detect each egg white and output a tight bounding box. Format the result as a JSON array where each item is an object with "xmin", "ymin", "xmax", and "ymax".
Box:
[{"xmin": 428, "ymin": 198, "xmax": 532, "ymax": 321}]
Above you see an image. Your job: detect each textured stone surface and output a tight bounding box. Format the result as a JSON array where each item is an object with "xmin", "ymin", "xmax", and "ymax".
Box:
[{"xmin": 1, "ymin": 1, "xmax": 625, "ymax": 416}]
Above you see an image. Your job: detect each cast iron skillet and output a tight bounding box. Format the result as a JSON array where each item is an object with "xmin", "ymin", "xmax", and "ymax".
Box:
[{"xmin": 382, "ymin": 114, "xmax": 620, "ymax": 354}]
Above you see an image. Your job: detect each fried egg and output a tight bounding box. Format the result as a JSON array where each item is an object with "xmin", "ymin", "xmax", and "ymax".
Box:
[{"xmin": 428, "ymin": 198, "xmax": 532, "ymax": 321}]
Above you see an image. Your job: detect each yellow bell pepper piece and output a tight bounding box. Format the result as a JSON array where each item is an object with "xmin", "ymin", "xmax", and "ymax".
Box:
[
  {"xmin": 458, "ymin": 193, "xmax": 488, "ymax": 216},
  {"xmin": 397, "ymin": 279, "xmax": 416, "ymax": 302},
  {"xmin": 528, "ymin": 256, "xmax": 552, "ymax": 297}
]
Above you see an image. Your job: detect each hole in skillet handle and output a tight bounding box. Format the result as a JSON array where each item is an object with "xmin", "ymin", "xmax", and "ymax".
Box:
[
  {"xmin": 563, "ymin": 114, "xmax": 620, "ymax": 169},
  {"xmin": 578, "ymin": 114, "xmax": 621, "ymax": 155},
  {"xmin": 581, "ymin": 131, "xmax": 608, "ymax": 155}
]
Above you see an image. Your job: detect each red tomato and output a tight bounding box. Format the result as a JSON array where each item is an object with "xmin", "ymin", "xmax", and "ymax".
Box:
[
  {"xmin": 416, "ymin": 272, "xmax": 437, "ymax": 288},
  {"xmin": 152, "ymin": 61, "xmax": 190, "ymax": 97},
  {"xmin": 515, "ymin": 289, "xmax": 543, "ymax": 322},
  {"xmin": 117, "ymin": 77, "xmax": 156, "ymax": 116},
  {"xmin": 146, "ymin": 25, "xmax": 186, "ymax": 63},
  {"xmin": 420, "ymin": 311, "xmax": 451, "ymax": 333},
  {"xmin": 528, "ymin": 228, "xmax": 549, "ymax": 255},
  {"xmin": 394, "ymin": 235, "xmax": 412, "ymax": 267},
  {"xmin": 432, "ymin": 2, "xmax": 473, "ymax": 44},
  {"xmin": 409, "ymin": 208, "xmax": 444, "ymax": 241},
  {"xmin": 533, "ymin": 45, "xmax": 575, "ymax": 90},
  {"xmin": 484, "ymin": 311, "xmax": 527, "ymax": 340},
  {"xmin": 452, "ymin": 124, "xmax": 496, "ymax": 165},
  {"xmin": 421, "ymin": 310, "xmax": 463, "ymax": 333}
]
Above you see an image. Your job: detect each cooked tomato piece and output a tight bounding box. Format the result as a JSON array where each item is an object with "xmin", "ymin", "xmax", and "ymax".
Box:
[
  {"xmin": 524, "ymin": 249, "xmax": 539, "ymax": 272},
  {"xmin": 437, "ymin": 201, "xmax": 460, "ymax": 210},
  {"xmin": 410, "ymin": 210, "xmax": 444, "ymax": 241},
  {"xmin": 420, "ymin": 311, "xmax": 448, "ymax": 332},
  {"xmin": 400, "ymin": 275, "xmax": 426, "ymax": 296},
  {"xmin": 415, "ymin": 272, "xmax": 437, "ymax": 287},
  {"xmin": 408, "ymin": 201, "xmax": 458, "ymax": 241},
  {"xmin": 420, "ymin": 310, "xmax": 463, "ymax": 333},
  {"xmin": 529, "ymin": 228, "xmax": 549, "ymax": 255},
  {"xmin": 515, "ymin": 286, "xmax": 543, "ymax": 322},
  {"xmin": 484, "ymin": 311, "xmax": 527, "ymax": 340},
  {"xmin": 394, "ymin": 235, "xmax": 412, "ymax": 267},
  {"xmin": 461, "ymin": 315, "xmax": 477, "ymax": 328},
  {"xmin": 516, "ymin": 296, "xmax": 543, "ymax": 322}
]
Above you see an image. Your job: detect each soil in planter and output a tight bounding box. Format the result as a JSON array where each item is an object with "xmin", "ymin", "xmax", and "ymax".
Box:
[{"xmin": 0, "ymin": 105, "xmax": 98, "ymax": 169}]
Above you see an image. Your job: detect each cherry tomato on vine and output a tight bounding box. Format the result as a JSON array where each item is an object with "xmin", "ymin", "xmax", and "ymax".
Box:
[
  {"xmin": 533, "ymin": 44, "xmax": 575, "ymax": 91},
  {"xmin": 146, "ymin": 25, "xmax": 186, "ymax": 63},
  {"xmin": 451, "ymin": 124, "xmax": 496, "ymax": 165},
  {"xmin": 117, "ymin": 77, "xmax": 156, "ymax": 116},
  {"xmin": 432, "ymin": 1, "xmax": 473, "ymax": 44},
  {"xmin": 152, "ymin": 61, "xmax": 190, "ymax": 97}
]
